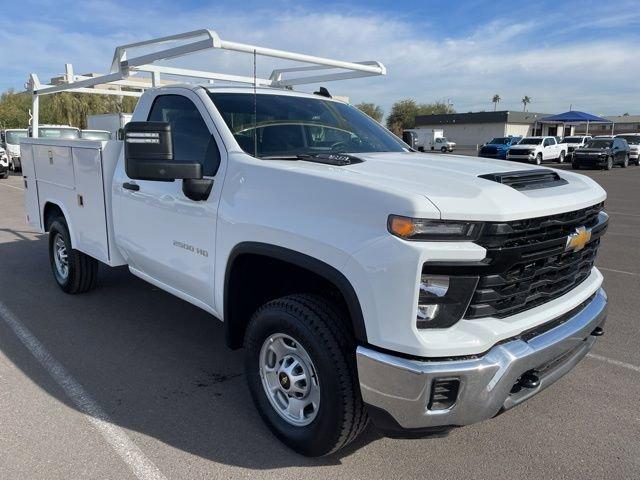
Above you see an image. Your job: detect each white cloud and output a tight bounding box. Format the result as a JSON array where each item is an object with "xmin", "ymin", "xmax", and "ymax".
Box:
[{"xmin": 2, "ymin": 1, "xmax": 639, "ymax": 116}]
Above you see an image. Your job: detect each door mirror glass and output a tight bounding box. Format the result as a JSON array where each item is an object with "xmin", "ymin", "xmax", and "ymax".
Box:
[{"xmin": 124, "ymin": 121, "xmax": 202, "ymax": 181}]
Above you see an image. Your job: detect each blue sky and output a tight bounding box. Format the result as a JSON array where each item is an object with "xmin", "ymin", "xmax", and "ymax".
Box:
[{"xmin": 2, "ymin": 0, "xmax": 639, "ymax": 116}]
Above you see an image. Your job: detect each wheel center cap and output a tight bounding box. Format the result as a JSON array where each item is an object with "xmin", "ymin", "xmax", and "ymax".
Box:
[{"xmin": 278, "ymin": 372, "xmax": 290, "ymax": 390}]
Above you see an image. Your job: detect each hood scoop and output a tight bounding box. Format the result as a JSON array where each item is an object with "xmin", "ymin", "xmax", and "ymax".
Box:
[{"xmin": 479, "ymin": 169, "xmax": 569, "ymax": 191}]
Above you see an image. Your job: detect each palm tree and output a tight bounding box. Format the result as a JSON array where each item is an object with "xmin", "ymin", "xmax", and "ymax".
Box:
[
  {"xmin": 522, "ymin": 95, "xmax": 531, "ymax": 112},
  {"xmin": 492, "ymin": 94, "xmax": 501, "ymax": 111}
]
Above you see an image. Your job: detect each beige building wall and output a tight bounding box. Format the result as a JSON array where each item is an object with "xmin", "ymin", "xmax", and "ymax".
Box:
[{"xmin": 505, "ymin": 123, "xmax": 532, "ymax": 137}]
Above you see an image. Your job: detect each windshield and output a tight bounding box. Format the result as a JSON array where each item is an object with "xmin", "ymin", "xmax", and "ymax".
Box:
[
  {"xmin": 561, "ymin": 137, "xmax": 584, "ymax": 143},
  {"xmin": 209, "ymin": 93, "xmax": 406, "ymax": 157},
  {"xmin": 617, "ymin": 135, "xmax": 640, "ymax": 145},
  {"xmin": 585, "ymin": 139, "xmax": 612, "ymax": 148},
  {"xmin": 40, "ymin": 128, "xmax": 80, "ymax": 139},
  {"xmin": 81, "ymin": 130, "xmax": 111, "ymax": 140},
  {"xmin": 518, "ymin": 138, "xmax": 543, "ymax": 145},
  {"xmin": 488, "ymin": 137, "xmax": 510, "ymax": 145},
  {"xmin": 5, "ymin": 130, "xmax": 28, "ymax": 144}
]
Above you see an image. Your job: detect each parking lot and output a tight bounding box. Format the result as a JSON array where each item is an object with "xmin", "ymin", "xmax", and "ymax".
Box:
[{"xmin": 0, "ymin": 162, "xmax": 638, "ymax": 480}]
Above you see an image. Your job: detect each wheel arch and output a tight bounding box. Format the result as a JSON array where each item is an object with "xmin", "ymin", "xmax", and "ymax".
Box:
[
  {"xmin": 223, "ymin": 242, "xmax": 367, "ymax": 349},
  {"xmin": 42, "ymin": 200, "xmax": 77, "ymax": 247}
]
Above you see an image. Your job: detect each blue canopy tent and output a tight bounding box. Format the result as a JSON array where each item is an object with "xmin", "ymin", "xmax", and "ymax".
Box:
[{"xmin": 536, "ymin": 111, "xmax": 612, "ymax": 136}]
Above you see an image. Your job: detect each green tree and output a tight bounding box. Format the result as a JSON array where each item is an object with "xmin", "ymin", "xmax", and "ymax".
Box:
[
  {"xmin": 386, "ymin": 99, "xmax": 455, "ymax": 136},
  {"xmin": 492, "ymin": 94, "xmax": 501, "ymax": 111},
  {"xmin": 355, "ymin": 102, "xmax": 384, "ymax": 122},
  {"xmin": 0, "ymin": 89, "xmax": 138, "ymax": 129},
  {"xmin": 522, "ymin": 95, "xmax": 532, "ymax": 112}
]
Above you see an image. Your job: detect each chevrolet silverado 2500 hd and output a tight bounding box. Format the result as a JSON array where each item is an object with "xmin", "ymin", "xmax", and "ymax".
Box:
[{"xmin": 22, "ymin": 30, "xmax": 609, "ymax": 457}]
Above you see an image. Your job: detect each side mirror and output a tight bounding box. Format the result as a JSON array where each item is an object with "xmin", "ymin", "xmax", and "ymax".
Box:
[{"xmin": 124, "ymin": 122, "xmax": 202, "ymax": 181}]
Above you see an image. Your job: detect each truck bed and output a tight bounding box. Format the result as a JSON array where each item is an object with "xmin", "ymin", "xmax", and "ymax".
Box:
[{"xmin": 21, "ymin": 138, "xmax": 126, "ymax": 267}]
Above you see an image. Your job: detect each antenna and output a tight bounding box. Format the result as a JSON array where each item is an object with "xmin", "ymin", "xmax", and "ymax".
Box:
[{"xmin": 253, "ymin": 48, "xmax": 258, "ymax": 158}]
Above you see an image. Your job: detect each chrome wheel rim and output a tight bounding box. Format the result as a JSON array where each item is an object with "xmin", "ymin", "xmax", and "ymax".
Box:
[
  {"xmin": 259, "ymin": 333, "xmax": 320, "ymax": 426},
  {"xmin": 53, "ymin": 233, "xmax": 69, "ymax": 280}
]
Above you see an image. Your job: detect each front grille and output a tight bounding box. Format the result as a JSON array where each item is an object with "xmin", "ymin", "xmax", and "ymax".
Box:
[
  {"xmin": 424, "ymin": 203, "xmax": 607, "ymax": 319},
  {"xmin": 508, "ymin": 149, "xmax": 530, "ymax": 156},
  {"xmin": 480, "ymin": 146, "xmax": 497, "ymax": 155}
]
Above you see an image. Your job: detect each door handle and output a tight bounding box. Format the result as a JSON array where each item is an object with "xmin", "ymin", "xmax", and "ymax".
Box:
[{"xmin": 123, "ymin": 182, "xmax": 140, "ymax": 191}]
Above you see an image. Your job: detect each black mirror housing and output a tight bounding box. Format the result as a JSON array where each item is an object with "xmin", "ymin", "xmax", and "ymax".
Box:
[{"xmin": 124, "ymin": 121, "xmax": 202, "ymax": 181}]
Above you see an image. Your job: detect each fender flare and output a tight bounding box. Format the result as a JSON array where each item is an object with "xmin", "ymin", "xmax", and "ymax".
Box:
[
  {"xmin": 224, "ymin": 242, "xmax": 367, "ymax": 347},
  {"xmin": 42, "ymin": 200, "xmax": 77, "ymax": 247}
]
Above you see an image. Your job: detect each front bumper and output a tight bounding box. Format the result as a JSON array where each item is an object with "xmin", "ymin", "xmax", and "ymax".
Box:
[
  {"xmin": 357, "ymin": 288, "xmax": 607, "ymax": 432},
  {"xmin": 574, "ymin": 156, "xmax": 608, "ymax": 167}
]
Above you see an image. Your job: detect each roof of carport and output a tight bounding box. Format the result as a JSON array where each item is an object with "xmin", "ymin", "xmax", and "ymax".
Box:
[{"xmin": 538, "ymin": 110, "xmax": 612, "ymax": 123}]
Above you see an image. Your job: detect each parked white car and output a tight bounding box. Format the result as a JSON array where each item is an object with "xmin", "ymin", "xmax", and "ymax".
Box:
[
  {"xmin": 430, "ymin": 135, "xmax": 456, "ymax": 152},
  {"xmin": 507, "ymin": 136, "xmax": 568, "ymax": 164},
  {"xmin": 561, "ymin": 135, "xmax": 592, "ymax": 158},
  {"xmin": 0, "ymin": 147, "xmax": 8, "ymax": 179},
  {"xmin": 21, "ymin": 30, "xmax": 609, "ymax": 457},
  {"xmin": 1, "ymin": 128, "xmax": 28, "ymax": 172},
  {"xmin": 614, "ymin": 134, "xmax": 640, "ymax": 166}
]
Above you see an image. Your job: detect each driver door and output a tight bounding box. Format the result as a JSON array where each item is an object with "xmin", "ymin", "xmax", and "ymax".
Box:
[{"xmin": 114, "ymin": 91, "xmax": 224, "ymax": 310}]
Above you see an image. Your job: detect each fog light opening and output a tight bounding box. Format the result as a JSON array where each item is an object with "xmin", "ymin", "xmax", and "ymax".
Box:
[{"xmin": 428, "ymin": 378, "xmax": 460, "ymax": 411}]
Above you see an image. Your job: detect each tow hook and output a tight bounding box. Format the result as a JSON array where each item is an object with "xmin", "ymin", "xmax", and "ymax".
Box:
[
  {"xmin": 591, "ymin": 326, "xmax": 604, "ymax": 337},
  {"xmin": 519, "ymin": 372, "xmax": 540, "ymax": 389}
]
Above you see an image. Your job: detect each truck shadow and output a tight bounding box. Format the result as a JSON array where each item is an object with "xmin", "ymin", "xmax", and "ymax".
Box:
[{"xmin": 0, "ymin": 232, "xmax": 384, "ymax": 469}]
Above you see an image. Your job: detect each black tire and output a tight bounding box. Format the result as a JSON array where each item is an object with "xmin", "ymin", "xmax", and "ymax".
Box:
[
  {"xmin": 558, "ymin": 151, "xmax": 566, "ymax": 163},
  {"xmin": 48, "ymin": 217, "xmax": 98, "ymax": 294},
  {"xmin": 605, "ymin": 156, "xmax": 613, "ymax": 170},
  {"xmin": 441, "ymin": 146, "xmax": 447, "ymax": 153},
  {"xmin": 572, "ymin": 162, "xmax": 580, "ymax": 170},
  {"xmin": 622, "ymin": 155, "xmax": 629, "ymax": 168},
  {"xmin": 635, "ymin": 157, "xmax": 640, "ymax": 166},
  {"xmin": 535, "ymin": 153, "xmax": 542, "ymax": 165},
  {"xmin": 0, "ymin": 170, "xmax": 7, "ymax": 179},
  {"xmin": 244, "ymin": 294, "xmax": 367, "ymax": 456}
]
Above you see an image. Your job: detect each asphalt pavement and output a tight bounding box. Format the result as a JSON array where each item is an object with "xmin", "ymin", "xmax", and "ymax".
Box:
[{"xmin": 0, "ymin": 160, "xmax": 638, "ymax": 480}]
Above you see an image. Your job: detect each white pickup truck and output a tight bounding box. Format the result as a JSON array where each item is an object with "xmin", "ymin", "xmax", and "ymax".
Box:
[
  {"xmin": 507, "ymin": 136, "xmax": 568, "ymax": 164},
  {"xmin": 22, "ymin": 30, "xmax": 609, "ymax": 457}
]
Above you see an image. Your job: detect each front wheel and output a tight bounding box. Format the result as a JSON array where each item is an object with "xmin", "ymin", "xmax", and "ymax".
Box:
[
  {"xmin": 244, "ymin": 294, "xmax": 367, "ymax": 456},
  {"xmin": 558, "ymin": 151, "xmax": 566, "ymax": 163},
  {"xmin": 622, "ymin": 154, "xmax": 629, "ymax": 168},
  {"xmin": 48, "ymin": 217, "xmax": 98, "ymax": 294},
  {"xmin": 572, "ymin": 162, "xmax": 580, "ymax": 170},
  {"xmin": 0, "ymin": 170, "xmax": 7, "ymax": 179},
  {"xmin": 605, "ymin": 156, "xmax": 613, "ymax": 170},
  {"xmin": 535, "ymin": 153, "xmax": 542, "ymax": 165},
  {"xmin": 441, "ymin": 146, "xmax": 447, "ymax": 153}
]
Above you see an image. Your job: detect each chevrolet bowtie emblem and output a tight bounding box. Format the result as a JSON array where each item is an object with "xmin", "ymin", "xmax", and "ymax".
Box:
[{"xmin": 566, "ymin": 226, "xmax": 592, "ymax": 252}]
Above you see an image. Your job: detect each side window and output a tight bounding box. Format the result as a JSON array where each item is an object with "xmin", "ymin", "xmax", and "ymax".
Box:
[
  {"xmin": 148, "ymin": 95, "xmax": 220, "ymax": 176},
  {"xmin": 543, "ymin": 138, "xmax": 550, "ymax": 147}
]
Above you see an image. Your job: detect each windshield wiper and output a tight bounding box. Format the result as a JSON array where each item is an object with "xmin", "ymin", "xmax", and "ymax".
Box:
[{"xmin": 259, "ymin": 153, "xmax": 364, "ymax": 166}]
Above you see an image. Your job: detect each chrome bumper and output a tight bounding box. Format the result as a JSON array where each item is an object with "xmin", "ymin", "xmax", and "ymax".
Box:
[{"xmin": 357, "ymin": 288, "xmax": 607, "ymax": 431}]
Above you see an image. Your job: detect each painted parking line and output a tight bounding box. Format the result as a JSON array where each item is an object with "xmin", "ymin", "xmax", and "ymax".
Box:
[
  {"xmin": 0, "ymin": 302, "xmax": 167, "ymax": 480},
  {"xmin": 0, "ymin": 182, "xmax": 24, "ymax": 191},
  {"xmin": 597, "ymin": 266, "xmax": 639, "ymax": 277},
  {"xmin": 587, "ymin": 353, "xmax": 640, "ymax": 374}
]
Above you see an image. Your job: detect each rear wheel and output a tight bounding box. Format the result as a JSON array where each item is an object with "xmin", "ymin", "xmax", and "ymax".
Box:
[
  {"xmin": 244, "ymin": 294, "xmax": 367, "ymax": 456},
  {"xmin": 622, "ymin": 154, "xmax": 629, "ymax": 168},
  {"xmin": 48, "ymin": 217, "xmax": 98, "ymax": 294},
  {"xmin": 0, "ymin": 170, "xmax": 7, "ymax": 179}
]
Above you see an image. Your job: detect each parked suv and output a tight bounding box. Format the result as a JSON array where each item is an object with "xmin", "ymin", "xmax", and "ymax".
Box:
[
  {"xmin": 478, "ymin": 136, "xmax": 522, "ymax": 159},
  {"xmin": 614, "ymin": 134, "xmax": 640, "ymax": 166},
  {"xmin": 506, "ymin": 136, "xmax": 567, "ymax": 164},
  {"xmin": 573, "ymin": 137, "xmax": 630, "ymax": 170}
]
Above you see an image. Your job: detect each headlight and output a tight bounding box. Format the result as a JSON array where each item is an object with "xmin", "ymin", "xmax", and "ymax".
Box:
[
  {"xmin": 417, "ymin": 275, "xmax": 478, "ymax": 328},
  {"xmin": 388, "ymin": 215, "xmax": 482, "ymax": 241}
]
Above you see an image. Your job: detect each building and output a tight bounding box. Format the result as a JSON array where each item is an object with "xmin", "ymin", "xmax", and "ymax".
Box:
[
  {"xmin": 413, "ymin": 111, "xmax": 560, "ymax": 147},
  {"xmin": 574, "ymin": 115, "xmax": 640, "ymax": 135}
]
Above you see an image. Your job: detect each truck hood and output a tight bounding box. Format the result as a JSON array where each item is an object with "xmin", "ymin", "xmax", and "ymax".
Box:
[
  {"xmin": 341, "ymin": 152, "xmax": 606, "ymax": 221},
  {"xmin": 508, "ymin": 144, "xmax": 538, "ymax": 151}
]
